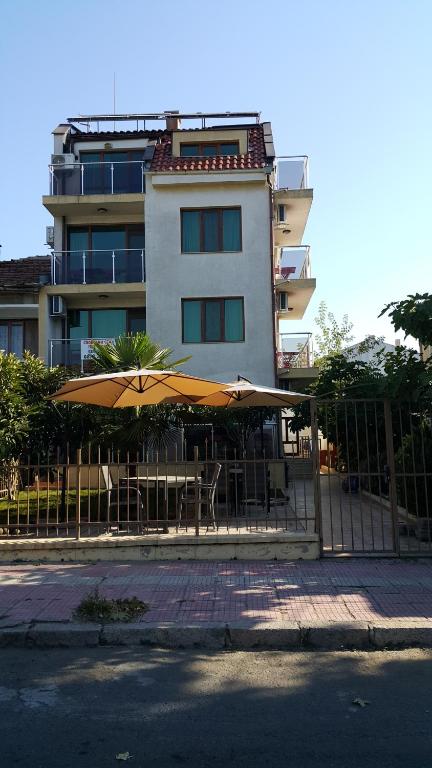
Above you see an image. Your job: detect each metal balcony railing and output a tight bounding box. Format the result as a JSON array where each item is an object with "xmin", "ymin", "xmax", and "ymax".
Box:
[
  {"xmin": 51, "ymin": 249, "xmax": 145, "ymax": 285},
  {"xmin": 274, "ymin": 246, "xmax": 311, "ymax": 281},
  {"xmin": 48, "ymin": 160, "xmax": 145, "ymax": 195},
  {"xmin": 49, "ymin": 338, "xmax": 113, "ymax": 371},
  {"xmin": 274, "ymin": 156, "xmax": 309, "ymax": 190},
  {"xmin": 277, "ymin": 332, "xmax": 314, "ymax": 370}
]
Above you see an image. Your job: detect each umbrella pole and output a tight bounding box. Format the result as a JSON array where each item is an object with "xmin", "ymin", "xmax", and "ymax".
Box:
[{"xmin": 194, "ymin": 445, "xmax": 200, "ymax": 537}]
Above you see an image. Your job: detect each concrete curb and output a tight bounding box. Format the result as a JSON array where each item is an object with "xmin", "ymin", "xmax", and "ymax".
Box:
[{"xmin": 2, "ymin": 620, "xmax": 432, "ymax": 650}]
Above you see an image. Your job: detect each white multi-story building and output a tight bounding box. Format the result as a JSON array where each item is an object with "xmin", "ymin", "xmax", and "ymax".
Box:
[{"xmin": 40, "ymin": 111, "xmax": 315, "ymax": 386}]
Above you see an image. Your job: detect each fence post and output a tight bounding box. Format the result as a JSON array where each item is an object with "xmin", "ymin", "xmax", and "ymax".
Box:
[
  {"xmin": 76, "ymin": 447, "xmax": 82, "ymax": 540},
  {"xmin": 194, "ymin": 445, "xmax": 200, "ymax": 537},
  {"xmin": 310, "ymin": 399, "xmax": 322, "ymax": 551},
  {"xmin": 384, "ymin": 400, "xmax": 400, "ymax": 554}
]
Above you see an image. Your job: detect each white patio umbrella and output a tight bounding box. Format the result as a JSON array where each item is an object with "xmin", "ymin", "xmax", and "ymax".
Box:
[
  {"xmin": 188, "ymin": 380, "xmax": 313, "ymax": 408},
  {"xmin": 48, "ymin": 368, "xmax": 230, "ymax": 407}
]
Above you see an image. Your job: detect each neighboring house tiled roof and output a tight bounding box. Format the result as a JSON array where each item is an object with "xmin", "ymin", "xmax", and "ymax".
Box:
[
  {"xmin": 151, "ymin": 125, "xmax": 269, "ymax": 173},
  {"xmin": 0, "ymin": 257, "xmax": 51, "ymax": 289}
]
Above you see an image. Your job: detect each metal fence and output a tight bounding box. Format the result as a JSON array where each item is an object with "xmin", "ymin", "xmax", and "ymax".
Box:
[
  {"xmin": 0, "ymin": 445, "xmax": 315, "ymax": 540},
  {"xmin": 316, "ymin": 399, "xmax": 432, "ymax": 556}
]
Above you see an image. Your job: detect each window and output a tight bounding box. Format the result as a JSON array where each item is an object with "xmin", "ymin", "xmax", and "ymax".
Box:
[
  {"xmin": 182, "ymin": 298, "xmax": 244, "ymax": 343},
  {"xmin": 67, "ymin": 225, "xmax": 145, "ymax": 284},
  {"xmin": 180, "ymin": 142, "xmax": 239, "ymax": 157},
  {"xmin": 67, "ymin": 308, "xmax": 146, "ymax": 340},
  {"xmin": 181, "ymin": 208, "xmax": 241, "ymax": 253},
  {"xmin": 0, "ymin": 321, "xmax": 37, "ymax": 358},
  {"xmin": 80, "ymin": 150, "xmax": 145, "ymax": 194}
]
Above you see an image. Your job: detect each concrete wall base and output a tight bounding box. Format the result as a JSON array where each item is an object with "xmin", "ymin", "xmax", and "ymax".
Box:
[{"xmin": 0, "ymin": 532, "xmax": 319, "ymax": 563}]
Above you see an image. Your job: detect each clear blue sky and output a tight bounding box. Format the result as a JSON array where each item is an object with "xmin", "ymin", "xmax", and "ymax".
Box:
[{"xmin": 1, "ymin": 0, "xmax": 431, "ymax": 345}]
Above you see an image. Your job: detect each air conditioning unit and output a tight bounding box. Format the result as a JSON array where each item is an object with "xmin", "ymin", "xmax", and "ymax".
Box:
[
  {"xmin": 46, "ymin": 226, "xmax": 55, "ymax": 248},
  {"xmin": 278, "ymin": 292, "xmax": 289, "ymax": 311},
  {"xmin": 50, "ymin": 296, "xmax": 66, "ymax": 316},
  {"xmin": 51, "ymin": 153, "xmax": 76, "ymax": 168}
]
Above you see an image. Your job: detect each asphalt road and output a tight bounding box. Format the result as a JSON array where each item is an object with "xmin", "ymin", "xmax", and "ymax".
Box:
[{"xmin": 1, "ymin": 647, "xmax": 431, "ymax": 768}]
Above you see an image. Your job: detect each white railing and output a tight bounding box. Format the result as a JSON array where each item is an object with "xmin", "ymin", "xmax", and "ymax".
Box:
[
  {"xmin": 274, "ymin": 156, "xmax": 309, "ymax": 190},
  {"xmin": 277, "ymin": 332, "xmax": 314, "ymax": 370},
  {"xmin": 51, "ymin": 249, "xmax": 145, "ymax": 285},
  {"xmin": 48, "ymin": 160, "xmax": 145, "ymax": 195},
  {"xmin": 274, "ymin": 245, "xmax": 311, "ymax": 281}
]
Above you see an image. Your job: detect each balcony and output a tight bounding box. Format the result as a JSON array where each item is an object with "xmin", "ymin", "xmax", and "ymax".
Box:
[
  {"xmin": 43, "ymin": 160, "xmax": 145, "ymax": 217},
  {"xmin": 49, "ymin": 338, "xmax": 111, "ymax": 372},
  {"xmin": 277, "ymin": 332, "xmax": 318, "ymax": 380},
  {"xmin": 274, "ymin": 246, "xmax": 316, "ymax": 320},
  {"xmin": 51, "ymin": 249, "xmax": 145, "ymax": 286},
  {"xmin": 273, "ymin": 156, "xmax": 313, "ymax": 246}
]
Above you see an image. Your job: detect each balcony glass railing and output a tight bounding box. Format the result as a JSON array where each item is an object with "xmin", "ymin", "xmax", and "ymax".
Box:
[
  {"xmin": 274, "ymin": 156, "xmax": 309, "ymax": 190},
  {"xmin": 51, "ymin": 249, "xmax": 145, "ymax": 285},
  {"xmin": 277, "ymin": 332, "xmax": 314, "ymax": 370},
  {"xmin": 274, "ymin": 246, "xmax": 311, "ymax": 281},
  {"xmin": 48, "ymin": 161, "xmax": 145, "ymax": 195},
  {"xmin": 49, "ymin": 338, "xmax": 113, "ymax": 372}
]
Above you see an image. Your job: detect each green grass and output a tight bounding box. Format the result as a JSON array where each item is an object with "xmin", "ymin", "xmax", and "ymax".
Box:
[{"xmin": 0, "ymin": 489, "xmax": 109, "ymax": 525}]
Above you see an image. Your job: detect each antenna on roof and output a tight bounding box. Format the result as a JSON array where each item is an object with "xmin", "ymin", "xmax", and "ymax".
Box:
[{"xmin": 113, "ymin": 72, "xmax": 116, "ymax": 132}]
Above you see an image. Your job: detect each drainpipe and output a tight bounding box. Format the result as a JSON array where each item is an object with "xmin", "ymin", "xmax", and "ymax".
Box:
[
  {"xmin": 267, "ymin": 171, "xmax": 283, "ymax": 459},
  {"xmin": 267, "ymin": 172, "xmax": 278, "ymax": 388}
]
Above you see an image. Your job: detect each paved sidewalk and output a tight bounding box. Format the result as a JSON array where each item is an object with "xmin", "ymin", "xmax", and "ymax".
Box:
[{"xmin": 2, "ymin": 558, "xmax": 432, "ymax": 648}]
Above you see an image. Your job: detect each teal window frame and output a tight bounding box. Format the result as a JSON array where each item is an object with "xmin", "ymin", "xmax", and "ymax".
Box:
[
  {"xmin": 181, "ymin": 297, "xmax": 245, "ymax": 343},
  {"xmin": 181, "ymin": 207, "xmax": 242, "ymax": 253},
  {"xmin": 179, "ymin": 141, "xmax": 240, "ymax": 157}
]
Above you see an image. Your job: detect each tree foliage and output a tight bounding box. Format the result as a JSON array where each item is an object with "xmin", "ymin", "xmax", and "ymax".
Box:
[
  {"xmin": 89, "ymin": 332, "xmax": 190, "ymax": 373},
  {"xmin": 314, "ymin": 301, "xmax": 354, "ymax": 365},
  {"xmin": 380, "ymin": 293, "xmax": 432, "ymax": 348}
]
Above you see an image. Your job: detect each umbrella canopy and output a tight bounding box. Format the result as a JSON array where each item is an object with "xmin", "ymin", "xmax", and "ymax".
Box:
[
  {"xmin": 190, "ymin": 381, "xmax": 313, "ymax": 408},
  {"xmin": 48, "ymin": 368, "xmax": 229, "ymax": 408}
]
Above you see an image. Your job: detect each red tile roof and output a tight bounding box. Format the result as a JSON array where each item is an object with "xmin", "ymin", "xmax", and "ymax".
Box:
[
  {"xmin": 0, "ymin": 257, "xmax": 51, "ymax": 289},
  {"xmin": 151, "ymin": 125, "xmax": 268, "ymax": 173}
]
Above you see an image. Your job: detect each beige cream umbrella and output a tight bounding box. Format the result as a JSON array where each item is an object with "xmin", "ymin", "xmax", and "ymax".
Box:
[
  {"xmin": 188, "ymin": 381, "xmax": 313, "ymax": 408},
  {"xmin": 48, "ymin": 368, "xmax": 230, "ymax": 407}
]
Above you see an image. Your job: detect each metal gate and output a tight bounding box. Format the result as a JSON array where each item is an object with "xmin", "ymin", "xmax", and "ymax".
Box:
[{"xmin": 313, "ymin": 399, "xmax": 432, "ymax": 556}]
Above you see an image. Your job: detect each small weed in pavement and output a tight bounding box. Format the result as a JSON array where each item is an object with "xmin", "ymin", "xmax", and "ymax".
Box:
[{"xmin": 75, "ymin": 589, "xmax": 148, "ymax": 623}]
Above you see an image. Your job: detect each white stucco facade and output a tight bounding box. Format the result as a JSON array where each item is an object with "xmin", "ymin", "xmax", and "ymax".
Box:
[{"xmin": 145, "ymin": 172, "xmax": 275, "ymax": 385}]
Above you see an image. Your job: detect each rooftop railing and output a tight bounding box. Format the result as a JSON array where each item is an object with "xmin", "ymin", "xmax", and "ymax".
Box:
[
  {"xmin": 274, "ymin": 156, "xmax": 309, "ymax": 190},
  {"xmin": 51, "ymin": 249, "xmax": 145, "ymax": 285},
  {"xmin": 274, "ymin": 245, "xmax": 311, "ymax": 281},
  {"xmin": 277, "ymin": 332, "xmax": 314, "ymax": 370},
  {"xmin": 48, "ymin": 160, "xmax": 145, "ymax": 195}
]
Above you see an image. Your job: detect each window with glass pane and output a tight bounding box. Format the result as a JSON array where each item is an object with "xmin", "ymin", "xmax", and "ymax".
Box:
[
  {"xmin": 128, "ymin": 310, "xmax": 146, "ymax": 334},
  {"xmin": 224, "ymin": 299, "xmax": 244, "ymax": 341},
  {"xmin": 92, "ymin": 310, "xmax": 126, "ymax": 339},
  {"xmin": 91, "ymin": 228, "xmax": 125, "ymax": 284},
  {"xmin": 68, "ymin": 229, "xmax": 88, "ymax": 283},
  {"xmin": 222, "ymin": 209, "xmax": 241, "ymax": 251},
  {"xmin": 182, "ymin": 211, "xmax": 201, "ymax": 252},
  {"xmin": 0, "ymin": 325, "xmax": 8, "ymax": 352},
  {"xmin": 182, "ymin": 298, "xmax": 244, "ymax": 343},
  {"xmin": 203, "ymin": 210, "xmax": 219, "ymax": 252},
  {"xmin": 10, "ymin": 324, "xmax": 24, "ymax": 358},
  {"xmin": 180, "ymin": 145, "xmax": 199, "ymax": 157},
  {"xmin": 220, "ymin": 143, "xmax": 239, "ymax": 155},
  {"xmin": 202, "ymin": 145, "xmax": 217, "ymax": 156},
  {"xmin": 204, "ymin": 301, "xmax": 222, "ymax": 341},
  {"xmin": 68, "ymin": 310, "xmax": 89, "ymax": 341},
  {"xmin": 182, "ymin": 301, "xmax": 201, "ymax": 342},
  {"xmin": 181, "ymin": 208, "xmax": 241, "ymax": 253}
]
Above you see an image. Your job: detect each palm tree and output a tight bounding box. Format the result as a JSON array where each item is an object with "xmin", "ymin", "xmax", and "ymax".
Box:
[
  {"xmin": 89, "ymin": 332, "xmax": 190, "ymax": 373},
  {"xmin": 89, "ymin": 332, "xmax": 190, "ymax": 453}
]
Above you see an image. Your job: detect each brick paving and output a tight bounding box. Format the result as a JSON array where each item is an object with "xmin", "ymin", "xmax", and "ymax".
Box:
[{"xmin": 1, "ymin": 559, "xmax": 432, "ymax": 628}]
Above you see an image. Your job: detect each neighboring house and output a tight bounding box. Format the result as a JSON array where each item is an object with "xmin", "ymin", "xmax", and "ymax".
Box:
[
  {"xmin": 40, "ymin": 110, "xmax": 315, "ymax": 383},
  {"xmin": 0, "ymin": 256, "xmax": 50, "ymax": 358},
  {"xmin": 345, "ymin": 337, "xmax": 398, "ymax": 366}
]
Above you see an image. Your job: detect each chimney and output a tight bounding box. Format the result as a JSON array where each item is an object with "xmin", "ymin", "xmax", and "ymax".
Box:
[
  {"xmin": 164, "ymin": 110, "xmax": 181, "ymax": 131},
  {"xmin": 395, "ymin": 338, "xmax": 401, "ymax": 347}
]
